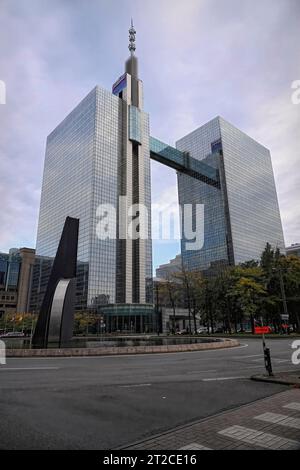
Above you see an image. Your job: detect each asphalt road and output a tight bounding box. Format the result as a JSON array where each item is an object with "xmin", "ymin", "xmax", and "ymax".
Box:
[{"xmin": 0, "ymin": 337, "xmax": 298, "ymax": 449}]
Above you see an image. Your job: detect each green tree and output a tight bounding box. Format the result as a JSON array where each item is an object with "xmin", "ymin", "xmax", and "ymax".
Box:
[
  {"xmin": 278, "ymin": 255, "xmax": 300, "ymax": 332},
  {"xmin": 223, "ymin": 266, "xmax": 265, "ymax": 333},
  {"xmin": 74, "ymin": 312, "xmax": 98, "ymax": 335},
  {"xmin": 173, "ymin": 269, "xmax": 205, "ymax": 334}
]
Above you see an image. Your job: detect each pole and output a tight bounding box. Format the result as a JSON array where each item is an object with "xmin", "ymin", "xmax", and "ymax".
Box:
[
  {"xmin": 278, "ymin": 267, "xmax": 289, "ymax": 334},
  {"xmin": 155, "ymin": 283, "xmax": 160, "ymax": 335},
  {"xmin": 4, "ymin": 312, "xmax": 7, "ymax": 334},
  {"xmin": 262, "ymin": 333, "xmax": 273, "ymax": 376},
  {"xmin": 29, "ymin": 316, "xmax": 34, "ymax": 349}
]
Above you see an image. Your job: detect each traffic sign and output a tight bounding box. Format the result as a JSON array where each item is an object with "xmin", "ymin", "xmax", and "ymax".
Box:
[
  {"xmin": 281, "ymin": 314, "xmax": 289, "ymax": 321},
  {"xmin": 255, "ymin": 326, "xmax": 271, "ymax": 334}
]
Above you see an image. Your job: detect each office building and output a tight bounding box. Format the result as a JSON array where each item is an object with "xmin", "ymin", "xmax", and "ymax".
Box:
[
  {"xmin": 177, "ymin": 116, "xmax": 285, "ymax": 272},
  {"xmin": 31, "ymin": 24, "xmax": 286, "ymax": 332},
  {"xmin": 0, "ymin": 247, "xmax": 35, "ymax": 318},
  {"xmin": 286, "ymin": 243, "xmax": 300, "ymax": 257},
  {"xmin": 156, "ymin": 254, "xmax": 182, "ymax": 280},
  {"xmin": 32, "ymin": 22, "xmax": 153, "ymax": 332}
]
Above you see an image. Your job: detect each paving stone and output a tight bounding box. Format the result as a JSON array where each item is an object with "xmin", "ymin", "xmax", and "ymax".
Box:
[
  {"xmin": 123, "ymin": 389, "xmax": 300, "ymax": 450},
  {"xmin": 283, "ymin": 402, "xmax": 300, "ymax": 412},
  {"xmin": 179, "ymin": 443, "xmax": 211, "ymax": 450},
  {"xmin": 218, "ymin": 425, "xmax": 300, "ymax": 450},
  {"xmin": 255, "ymin": 412, "xmax": 300, "ymax": 430}
]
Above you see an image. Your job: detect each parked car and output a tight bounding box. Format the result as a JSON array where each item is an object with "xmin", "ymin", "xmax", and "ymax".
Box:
[
  {"xmin": 214, "ymin": 327, "xmax": 224, "ymax": 333},
  {"xmin": 197, "ymin": 326, "xmax": 212, "ymax": 334},
  {"xmin": 176, "ymin": 328, "xmax": 189, "ymax": 335},
  {"xmin": 197, "ymin": 326, "xmax": 208, "ymax": 334},
  {"xmin": 0, "ymin": 331, "xmax": 25, "ymax": 338}
]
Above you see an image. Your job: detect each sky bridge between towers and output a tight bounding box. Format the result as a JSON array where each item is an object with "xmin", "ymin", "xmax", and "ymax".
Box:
[{"xmin": 149, "ymin": 136, "xmax": 220, "ymax": 188}]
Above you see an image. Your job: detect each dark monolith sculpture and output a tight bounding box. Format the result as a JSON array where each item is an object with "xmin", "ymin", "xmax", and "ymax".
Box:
[{"xmin": 32, "ymin": 217, "xmax": 79, "ymax": 348}]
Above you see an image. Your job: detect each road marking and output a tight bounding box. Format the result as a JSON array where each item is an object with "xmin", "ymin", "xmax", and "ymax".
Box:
[
  {"xmin": 179, "ymin": 443, "xmax": 211, "ymax": 450},
  {"xmin": 0, "ymin": 367, "xmax": 59, "ymax": 371},
  {"xmin": 255, "ymin": 412, "xmax": 300, "ymax": 430},
  {"xmin": 218, "ymin": 425, "xmax": 300, "ymax": 450},
  {"xmin": 232, "ymin": 354, "xmax": 262, "ymax": 359},
  {"xmin": 251, "ymin": 358, "xmax": 289, "ymax": 363},
  {"xmin": 243, "ymin": 365, "xmax": 265, "ymax": 370},
  {"xmin": 202, "ymin": 376, "xmax": 248, "ymax": 381},
  {"xmin": 119, "ymin": 383, "xmax": 152, "ymax": 388},
  {"xmin": 283, "ymin": 403, "xmax": 300, "ymax": 412}
]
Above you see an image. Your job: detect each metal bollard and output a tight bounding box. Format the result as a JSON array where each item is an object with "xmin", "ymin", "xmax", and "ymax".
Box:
[{"xmin": 262, "ymin": 334, "xmax": 273, "ymax": 376}]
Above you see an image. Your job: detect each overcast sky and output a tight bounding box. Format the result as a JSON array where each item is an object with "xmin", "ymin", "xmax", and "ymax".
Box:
[{"xmin": 0, "ymin": 0, "xmax": 299, "ymax": 270}]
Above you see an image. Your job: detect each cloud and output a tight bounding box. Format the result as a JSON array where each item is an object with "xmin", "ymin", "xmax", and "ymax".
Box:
[
  {"xmin": 0, "ymin": 0, "xmax": 299, "ymax": 269},
  {"xmin": 247, "ymin": 92, "xmax": 300, "ymax": 245}
]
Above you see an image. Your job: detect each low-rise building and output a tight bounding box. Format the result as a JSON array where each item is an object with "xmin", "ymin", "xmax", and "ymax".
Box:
[
  {"xmin": 155, "ymin": 254, "xmax": 182, "ymax": 280},
  {"xmin": 286, "ymin": 243, "xmax": 300, "ymax": 257},
  {"xmin": 0, "ymin": 247, "xmax": 35, "ymax": 318}
]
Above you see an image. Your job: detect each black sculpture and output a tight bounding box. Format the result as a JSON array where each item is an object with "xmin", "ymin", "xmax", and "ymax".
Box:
[{"xmin": 32, "ymin": 216, "xmax": 79, "ymax": 348}]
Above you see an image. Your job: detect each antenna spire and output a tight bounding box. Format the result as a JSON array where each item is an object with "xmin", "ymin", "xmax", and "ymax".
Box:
[{"xmin": 128, "ymin": 18, "xmax": 136, "ymax": 56}]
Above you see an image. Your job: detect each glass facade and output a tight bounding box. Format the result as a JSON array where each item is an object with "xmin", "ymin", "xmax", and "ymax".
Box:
[
  {"xmin": 0, "ymin": 250, "xmax": 21, "ymax": 288},
  {"xmin": 219, "ymin": 117, "xmax": 285, "ymax": 263},
  {"xmin": 177, "ymin": 153, "xmax": 230, "ymax": 272},
  {"xmin": 32, "ymin": 81, "xmax": 152, "ymax": 315},
  {"xmin": 141, "ymin": 111, "xmax": 153, "ymax": 304},
  {"xmin": 32, "ymin": 72, "xmax": 285, "ymax": 322},
  {"xmin": 129, "ymin": 105, "xmax": 142, "ymax": 144},
  {"xmin": 100, "ymin": 304, "xmax": 155, "ymax": 333},
  {"xmin": 35, "ymin": 86, "xmax": 123, "ymax": 309},
  {"xmin": 150, "ymin": 136, "xmax": 219, "ymax": 185},
  {"xmin": 177, "ymin": 116, "xmax": 285, "ymax": 272}
]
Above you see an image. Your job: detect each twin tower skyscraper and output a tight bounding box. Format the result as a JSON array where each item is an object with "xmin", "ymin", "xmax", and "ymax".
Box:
[
  {"xmin": 35, "ymin": 21, "xmax": 152, "ymax": 314},
  {"xmin": 33, "ymin": 22, "xmax": 285, "ymax": 322}
]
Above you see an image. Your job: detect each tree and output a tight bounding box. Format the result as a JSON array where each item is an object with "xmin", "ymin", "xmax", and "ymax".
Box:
[
  {"xmin": 240, "ymin": 260, "xmax": 259, "ymax": 269},
  {"xmin": 164, "ymin": 277, "xmax": 179, "ymax": 334},
  {"xmin": 173, "ymin": 268, "xmax": 205, "ymax": 334},
  {"xmin": 260, "ymin": 242, "xmax": 275, "ymax": 277},
  {"xmin": 74, "ymin": 312, "xmax": 98, "ymax": 335},
  {"xmin": 259, "ymin": 243, "xmax": 300, "ymax": 332},
  {"xmin": 228, "ymin": 269, "xmax": 267, "ymax": 333},
  {"xmin": 0, "ymin": 312, "xmax": 37, "ymax": 335},
  {"xmin": 153, "ymin": 278, "xmax": 182, "ymax": 333},
  {"xmin": 278, "ymin": 255, "xmax": 300, "ymax": 332}
]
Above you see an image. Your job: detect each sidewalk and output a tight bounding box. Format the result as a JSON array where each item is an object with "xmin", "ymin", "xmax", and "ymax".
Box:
[
  {"xmin": 122, "ymin": 389, "xmax": 300, "ymax": 450},
  {"xmin": 252, "ymin": 370, "xmax": 300, "ymax": 386}
]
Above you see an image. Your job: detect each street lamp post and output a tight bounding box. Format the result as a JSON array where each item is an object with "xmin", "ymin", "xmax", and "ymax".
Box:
[{"xmin": 273, "ymin": 266, "xmax": 289, "ymax": 334}]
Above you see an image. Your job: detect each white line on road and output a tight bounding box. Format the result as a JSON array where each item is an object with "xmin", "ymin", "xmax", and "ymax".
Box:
[
  {"xmin": 0, "ymin": 367, "xmax": 59, "ymax": 371},
  {"xmin": 202, "ymin": 376, "xmax": 248, "ymax": 382},
  {"xmin": 119, "ymin": 383, "xmax": 152, "ymax": 388},
  {"xmin": 243, "ymin": 365, "xmax": 264, "ymax": 369},
  {"xmin": 231, "ymin": 354, "xmax": 262, "ymax": 359},
  {"xmin": 250, "ymin": 358, "xmax": 290, "ymax": 363}
]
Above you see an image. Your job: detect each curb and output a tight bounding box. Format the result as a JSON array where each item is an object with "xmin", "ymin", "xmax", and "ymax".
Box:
[
  {"xmin": 251, "ymin": 372, "xmax": 300, "ymax": 387},
  {"xmin": 6, "ymin": 338, "xmax": 239, "ymax": 357}
]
